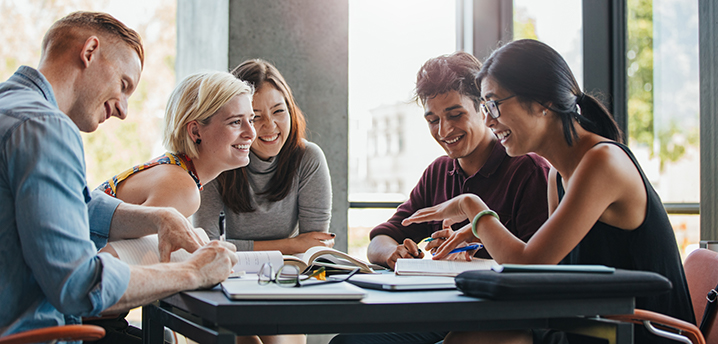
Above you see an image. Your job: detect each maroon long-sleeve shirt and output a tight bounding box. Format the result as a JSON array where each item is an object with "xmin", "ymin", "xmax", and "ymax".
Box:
[{"xmin": 370, "ymin": 142, "xmax": 551, "ymax": 259}]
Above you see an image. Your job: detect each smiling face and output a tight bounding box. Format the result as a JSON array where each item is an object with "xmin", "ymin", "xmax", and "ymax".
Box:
[
  {"xmin": 251, "ymin": 85, "xmax": 291, "ymax": 160},
  {"xmin": 480, "ymin": 76, "xmax": 546, "ymax": 157},
  {"xmin": 194, "ymin": 94, "xmax": 256, "ymax": 170},
  {"xmin": 68, "ymin": 42, "xmax": 142, "ymax": 133},
  {"xmin": 424, "ymin": 91, "xmax": 494, "ymax": 166}
]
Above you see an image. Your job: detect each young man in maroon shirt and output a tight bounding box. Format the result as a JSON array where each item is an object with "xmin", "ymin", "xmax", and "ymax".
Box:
[{"xmin": 367, "ymin": 51, "xmax": 551, "ymax": 269}]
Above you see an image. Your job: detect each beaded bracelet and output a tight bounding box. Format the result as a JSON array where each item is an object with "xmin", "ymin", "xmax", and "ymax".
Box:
[{"xmin": 471, "ymin": 210, "xmax": 499, "ymax": 239}]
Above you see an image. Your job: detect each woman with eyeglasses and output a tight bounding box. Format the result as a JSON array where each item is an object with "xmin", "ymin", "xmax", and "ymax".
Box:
[{"xmin": 402, "ymin": 39, "xmax": 694, "ymax": 344}]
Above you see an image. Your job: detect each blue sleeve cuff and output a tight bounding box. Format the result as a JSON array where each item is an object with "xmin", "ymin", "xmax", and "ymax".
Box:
[
  {"xmin": 86, "ymin": 252, "xmax": 131, "ymax": 316},
  {"xmin": 88, "ymin": 190, "xmax": 123, "ymax": 249}
]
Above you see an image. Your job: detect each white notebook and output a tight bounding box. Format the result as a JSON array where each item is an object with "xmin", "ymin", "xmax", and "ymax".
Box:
[
  {"xmin": 221, "ymin": 279, "xmax": 367, "ymax": 300},
  {"xmin": 394, "ymin": 258, "xmax": 496, "ymax": 277}
]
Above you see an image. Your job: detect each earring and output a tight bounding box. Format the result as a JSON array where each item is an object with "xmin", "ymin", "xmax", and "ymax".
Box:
[
  {"xmin": 542, "ymin": 110, "xmax": 547, "ymax": 116},
  {"xmin": 195, "ymin": 139, "xmax": 202, "ymax": 145}
]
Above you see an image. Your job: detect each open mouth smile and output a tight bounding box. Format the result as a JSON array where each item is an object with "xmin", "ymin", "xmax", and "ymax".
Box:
[
  {"xmin": 232, "ymin": 144, "xmax": 251, "ymax": 150},
  {"xmin": 494, "ymin": 130, "xmax": 511, "ymax": 141},
  {"xmin": 258, "ymin": 134, "xmax": 279, "ymax": 143},
  {"xmin": 443, "ymin": 135, "xmax": 464, "ymax": 145}
]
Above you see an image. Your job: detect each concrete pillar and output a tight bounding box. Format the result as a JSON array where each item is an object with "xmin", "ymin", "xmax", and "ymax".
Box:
[
  {"xmin": 177, "ymin": 0, "xmax": 350, "ymax": 252},
  {"xmin": 176, "ymin": 0, "xmax": 230, "ymax": 80}
]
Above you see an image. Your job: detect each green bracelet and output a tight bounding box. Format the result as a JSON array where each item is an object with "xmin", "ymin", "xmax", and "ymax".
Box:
[{"xmin": 471, "ymin": 210, "xmax": 499, "ymax": 239}]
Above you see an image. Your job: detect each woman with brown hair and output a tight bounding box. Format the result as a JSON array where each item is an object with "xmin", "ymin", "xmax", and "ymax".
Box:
[
  {"xmin": 194, "ymin": 59, "xmax": 333, "ymax": 344},
  {"xmin": 194, "ymin": 59, "xmax": 333, "ymax": 255}
]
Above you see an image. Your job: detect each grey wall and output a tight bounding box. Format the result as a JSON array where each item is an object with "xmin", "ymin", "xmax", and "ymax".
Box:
[{"xmin": 177, "ymin": 0, "xmax": 350, "ymax": 252}]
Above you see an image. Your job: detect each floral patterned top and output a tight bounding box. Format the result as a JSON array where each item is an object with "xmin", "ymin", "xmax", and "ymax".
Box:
[{"xmin": 97, "ymin": 152, "xmax": 202, "ymax": 197}]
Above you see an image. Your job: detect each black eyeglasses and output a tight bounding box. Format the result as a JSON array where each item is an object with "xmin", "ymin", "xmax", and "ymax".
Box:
[
  {"xmin": 480, "ymin": 95, "xmax": 516, "ymax": 119},
  {"xmin": 257, "ymin": 263, "xmax": 359, "ymax": 288}
]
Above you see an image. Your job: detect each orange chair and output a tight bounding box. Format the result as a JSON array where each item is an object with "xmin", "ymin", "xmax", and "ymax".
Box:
[
  {"xmin": 605, "ymin": 248, "xmax": 718, "ymax": 344},
  {"xmin": 0, "ymin": 324, "xmax": 105, "ymax": 344}
]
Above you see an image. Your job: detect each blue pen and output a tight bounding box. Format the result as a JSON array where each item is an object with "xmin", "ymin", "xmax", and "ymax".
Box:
[
  {"xmin": 434, "ymin": 244, "xmax": 482, "ymax": 256},
  {"xmin": 449, "ymin": 244, "xmax": 482, "ymax": 254}
]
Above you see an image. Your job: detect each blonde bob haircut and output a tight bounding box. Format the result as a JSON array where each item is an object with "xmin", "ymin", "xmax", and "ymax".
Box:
[{"xmin": 163, "ymin": 71, "xmax": 253, "ymax": 159}]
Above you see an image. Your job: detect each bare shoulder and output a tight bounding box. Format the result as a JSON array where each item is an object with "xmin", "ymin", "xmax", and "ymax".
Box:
[
  {"xmin": 565, "ymin": 142, "xmax": 641, "ymax": 205},
  {"xmin": 573, "ymin": 142, "xmax": 647, "ymax": 228},
  {"xmin": 127, "ymin": 164, "xmax": 201, "ymax": 217},
  {"xmin": 580, "ymin": 143, "xmax": 640, "ymax": 179}
]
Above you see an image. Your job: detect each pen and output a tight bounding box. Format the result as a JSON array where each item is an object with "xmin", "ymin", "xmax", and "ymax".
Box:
[
  {"xmin": 448, "ymin": 244, "xmax": 482, "ymax": 254},
  {"xmin": 420, "ymin": 237, "xmax": 436, "ymax": 244},
  {"xmin": 433, "ymin": 244, "xmax": 482, "ymax": 256},
  {"xmin": 218, "ymin": 210, "xmax": 226, "ymax": 241}
]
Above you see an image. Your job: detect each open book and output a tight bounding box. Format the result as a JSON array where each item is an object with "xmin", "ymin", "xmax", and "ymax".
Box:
[
  {"xmin": 394, "ymin": 258, "xmax": 497, "ymax": 277},
  {"xmin": 284, "ymin": 246, "xmax": 375, "ymax": 274},
  {"xmin": 108, "ymin": 236, "xmax": 374, "ymax": 274}
]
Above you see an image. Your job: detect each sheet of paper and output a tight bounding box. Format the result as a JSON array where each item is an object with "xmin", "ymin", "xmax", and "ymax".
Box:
[
  {"xmin": 233, "ymin": 250, "xmax": 284, "ymax": 274},
  {"xmin": 110, "ymin": 234, "xmax": 194, "ymax": 265},
  {"xmin": 109, "ymin": 229, "xmax": 211, "ymax": 265}
]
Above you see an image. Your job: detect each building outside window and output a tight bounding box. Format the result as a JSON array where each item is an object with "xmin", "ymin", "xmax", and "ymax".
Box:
[{"xmin": 347, "ymin": 0, "xmax": 454, "ymax": 259}]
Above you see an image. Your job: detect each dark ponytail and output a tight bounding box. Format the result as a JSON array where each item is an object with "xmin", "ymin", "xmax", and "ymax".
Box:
[
  {"xmin": 477, "ymin": 39, "xmax": 623, "ymax": 145},
  {"xmin": 576, "ymin": 93, "xmax": 623, "ymax": 143}
]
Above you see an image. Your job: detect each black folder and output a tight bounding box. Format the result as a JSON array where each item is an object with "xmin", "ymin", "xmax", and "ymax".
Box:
[{"xmin": 455, "ymin": 268, "xmax": 672, "ymax": 300}]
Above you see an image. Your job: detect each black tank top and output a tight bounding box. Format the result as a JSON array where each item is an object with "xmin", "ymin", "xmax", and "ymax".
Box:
[{"xmin": 556, "ymin": 142, "xmax": 694, "ymax": 343}]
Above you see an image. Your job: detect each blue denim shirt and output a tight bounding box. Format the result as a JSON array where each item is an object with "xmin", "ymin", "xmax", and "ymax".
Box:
[{"xmin": 0, "ymin": 66, "xmax": 131, "ymax": 338}]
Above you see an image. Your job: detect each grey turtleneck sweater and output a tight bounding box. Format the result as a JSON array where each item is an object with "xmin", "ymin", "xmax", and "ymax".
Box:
[{"xmin": 193, "ymin": 141, "xmax": 332, "ymax": 251}]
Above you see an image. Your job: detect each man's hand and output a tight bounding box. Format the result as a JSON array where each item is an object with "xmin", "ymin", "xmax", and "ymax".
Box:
[
  {"xmin": 186, "ymin": 241, "xmax": 239, "ymax": 288},
  {"xmin": 108, "ymin": 203, "xmax": 207, "ymax": 261},
  {"xmin": 385, "ymin": 238, "xmax": 424, "ymax": 270},
  {"xmin": 152, "ymin": 207, "xmax": 207, "ymax": 262},
  {"xmin": 106, "ymin": 240, "xmax": 238, "ymax": 313}
]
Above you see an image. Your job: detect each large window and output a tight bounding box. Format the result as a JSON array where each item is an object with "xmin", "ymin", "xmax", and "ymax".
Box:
[
  {"xmin": 513, "ymin": 0, "xmax": 583, "ymax": 86},
  {"xmin": 626, "ymin": 0, "xmax": 700, "ymax": 256},
  {"xmin": 0, "ymin": 0, "xmax": 175, "ymax": 189},
  {"xmin": 347, "ymin": 0, "xmax": 456, "ymax": 259},
  {"xmin": 0, "ymin": 0, "xmax": 175, "ymax": 331},
  {"xmin": 346, "ymin": 0, "xmax": 702, "ymax": 260}
]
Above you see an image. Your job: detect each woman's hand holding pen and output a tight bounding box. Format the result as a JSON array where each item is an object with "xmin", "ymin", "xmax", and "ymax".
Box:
[
  {"xmin": 421, "ymin": 230, "xmax": 449, "ymax": 255},
  {"xmin": 402, "ymin": 194, "xmax": 487, "ymax": 261},
  {"xmin": 434, "ymin": 224, "xmax": 481, "ymax": 261},
  {"xmin": 432, "ymin": 225, "xmax": 481, "ymax": 261}
]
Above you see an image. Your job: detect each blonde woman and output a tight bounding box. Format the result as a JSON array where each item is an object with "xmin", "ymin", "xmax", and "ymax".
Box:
[{"xmin": 97, "ymin": 71, "xmax": 256, "ymax": 217}]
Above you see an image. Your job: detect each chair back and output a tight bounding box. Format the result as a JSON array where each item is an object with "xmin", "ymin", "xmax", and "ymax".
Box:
[{"xmin": 684, "ymin": 248, "xmax": 718, "ymax": 344}]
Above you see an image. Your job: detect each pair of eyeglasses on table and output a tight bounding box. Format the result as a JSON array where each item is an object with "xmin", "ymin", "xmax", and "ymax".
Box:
[{"xmin": 257, "ymin": 262, "xmax": 360, "ymax": 288}]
